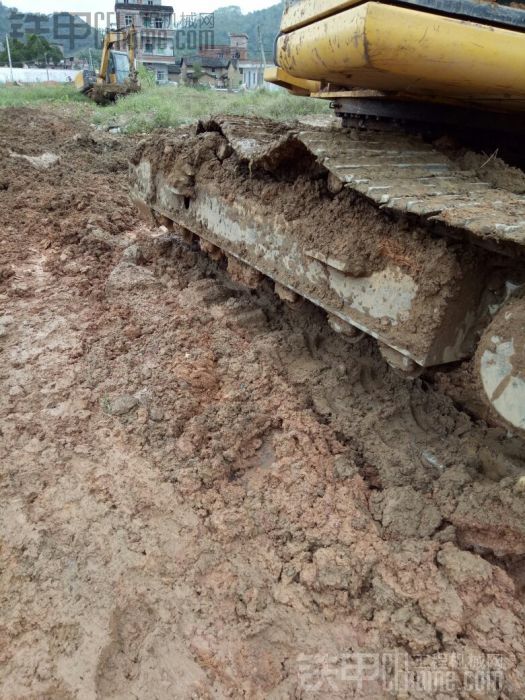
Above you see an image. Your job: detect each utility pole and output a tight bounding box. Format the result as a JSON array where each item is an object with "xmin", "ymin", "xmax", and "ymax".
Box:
[
  {"xmin": 5, "ymin": 34, "xmax": 14, "ymax": 83},
  {"xmin": 256, "ymin": 25, "xmax": 266, "ymax": 88}
]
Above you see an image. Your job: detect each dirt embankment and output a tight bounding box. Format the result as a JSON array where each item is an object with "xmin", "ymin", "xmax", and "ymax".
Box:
[{"xmin": 1, "ymin": 108, "xmax": 525, "ymax": 698}]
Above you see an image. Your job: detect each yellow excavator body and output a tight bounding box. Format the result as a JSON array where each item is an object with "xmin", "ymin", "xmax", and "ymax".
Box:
[
  {"xmin": 267, "ymin": 0, "xmax": 525, "ymax": 111},
  {"xmin": 75, "ymin": 25, "xmax": 140, "ymax": 104}
]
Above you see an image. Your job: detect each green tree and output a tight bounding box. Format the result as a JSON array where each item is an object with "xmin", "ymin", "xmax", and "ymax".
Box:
[
  {"xmin": 74, "ymin": 46, "xmax": 100, "ymax": 70},
  {"xmin": 26, "ymin": 34, "xmax": 63, "ymax": 64},
  {"xmin": 211, "ymin": 4, "xmax": 282, "ymax": 59},
  {"xmin": 191, "ymin": 62, "xmax": 203, "ymax": 85},
  {"xmin": 0, "ymin": 37, "xmax": 25, "ymax": 65},
  {"xmin": 0, "ymin": 33, "xmax": 63, "ymax": 65}
]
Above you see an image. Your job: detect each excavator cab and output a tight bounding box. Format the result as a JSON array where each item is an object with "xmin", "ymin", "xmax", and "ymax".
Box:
[{"xmin": 108, "ymin": 51, "xmax": 132, "ymax": 85}]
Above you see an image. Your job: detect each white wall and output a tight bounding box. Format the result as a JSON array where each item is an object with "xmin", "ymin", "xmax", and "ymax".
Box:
[
  {"xmin": 263, "ymin": 81, "xmax": 281, "ymax": 92},
  {"xmin": 240, "ymin": 63, "xmax": 281, "ymax": 92},
  {"xmin": 0, "ymin": 67, "xmax": 81, "ymax": 84}
]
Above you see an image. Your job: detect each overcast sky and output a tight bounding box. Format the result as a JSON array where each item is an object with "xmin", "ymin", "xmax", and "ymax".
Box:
[{"xmin": 11, "ymin": 0, "xmax": 278, "ymax": 24}]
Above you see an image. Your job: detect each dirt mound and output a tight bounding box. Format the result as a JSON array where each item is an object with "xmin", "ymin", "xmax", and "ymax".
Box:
[
  {"xmin": 0, "ymin": 108, "xmax": 136, "ymax": 268},
  {"xmin": 1, "ymin": 107, "xmax": 525, "ymax": 698}
]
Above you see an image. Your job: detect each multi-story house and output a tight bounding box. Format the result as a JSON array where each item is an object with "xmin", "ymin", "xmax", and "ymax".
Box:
[
  {"xmin": 114, "ymin": 0, "xmax": 175, "ymax": 82},
  {"xmin": 198, "ymin": 33, "xmax": 248, "ymax": 62}
]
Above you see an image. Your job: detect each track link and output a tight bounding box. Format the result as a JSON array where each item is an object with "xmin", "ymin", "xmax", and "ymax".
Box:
[{"xmin": 130, "ymin": 115, "xmax": 525, "ymax": 433}]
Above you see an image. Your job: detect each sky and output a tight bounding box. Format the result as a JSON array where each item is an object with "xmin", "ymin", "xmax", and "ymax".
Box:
[{"xmin": 10, "ymin": 0, "xmax": 278, "ymax": 23}]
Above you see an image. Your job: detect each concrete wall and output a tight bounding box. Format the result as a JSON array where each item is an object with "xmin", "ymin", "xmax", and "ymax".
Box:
[
  {"xmin": 0, "ymin": 67, "xmax": 81, "ymax": 84},
  {"xmin": 239, "ymin": 64, "xmax": 281, "ymax": 91},
  {"xmin": 262, "ymin": 81, "xmax": 281, "ymax": 92}
]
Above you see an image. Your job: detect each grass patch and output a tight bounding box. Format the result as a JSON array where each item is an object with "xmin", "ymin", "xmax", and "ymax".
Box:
[
  {"xmin": 92, "ymin": 85, "xmax": 330, "ymax": 132},
  {"xmin": 0, "ymin": 82, "xmax": 331, "ymax": 131},
  {"xmin": 0, "ymin": 83, "xmax": 85, "ymax": 108}
]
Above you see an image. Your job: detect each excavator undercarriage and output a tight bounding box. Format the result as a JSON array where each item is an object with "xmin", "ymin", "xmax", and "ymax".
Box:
[{"xmin": 130, "ymin": 0, "xmax": 525, "ymax": 434}]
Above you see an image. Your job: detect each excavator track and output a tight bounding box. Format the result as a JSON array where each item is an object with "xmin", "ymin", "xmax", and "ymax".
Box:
[
  {"xmin": 211, "ymin": 116, "xmax": 525, "ymax": 246},
  {"xmin": 130, "ymin": 116, "xmax": 525, "ymax": 433}
]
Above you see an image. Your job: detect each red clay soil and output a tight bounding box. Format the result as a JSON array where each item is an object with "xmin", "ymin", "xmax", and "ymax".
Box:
[{"xmin": 1, "ymin": 108, "xmax": 525, "ymax": 698}]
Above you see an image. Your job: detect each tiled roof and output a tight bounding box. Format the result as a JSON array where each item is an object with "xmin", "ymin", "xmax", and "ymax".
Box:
[{"xmin": 181, "ymin": 55, "xmax": 229, "ymax": 69}]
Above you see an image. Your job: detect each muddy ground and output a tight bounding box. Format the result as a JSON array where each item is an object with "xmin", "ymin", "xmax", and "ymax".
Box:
[{"xmin": 1, "ymin": 108, "xmax": 525, "ymax": 699}]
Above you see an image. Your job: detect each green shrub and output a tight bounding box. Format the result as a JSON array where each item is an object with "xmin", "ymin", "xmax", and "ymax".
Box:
[{"xmin": 136, "ymin": 64, "xmax": 156, "ymax": 89}]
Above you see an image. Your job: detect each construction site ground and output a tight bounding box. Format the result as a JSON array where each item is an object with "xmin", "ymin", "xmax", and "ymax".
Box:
[{"xmin": 2, "ymin": 106, "xmax": 525, "ymax": 699}]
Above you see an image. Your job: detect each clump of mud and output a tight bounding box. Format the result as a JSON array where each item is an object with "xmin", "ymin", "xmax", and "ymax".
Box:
[{"xmin": 455, "ymin": 149, "xmax": 525, "ymax": 193}]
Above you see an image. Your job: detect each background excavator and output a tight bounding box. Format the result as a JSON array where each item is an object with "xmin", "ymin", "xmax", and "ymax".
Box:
[
  {"xmin": 75, "ymin": 25, "xmax": 140, "ymax": 105},
  {"xmin": 130, "ymin": 0, "xmax": 525, "ymax": 435}
]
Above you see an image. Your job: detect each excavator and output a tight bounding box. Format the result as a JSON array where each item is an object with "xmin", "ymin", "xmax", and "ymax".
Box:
[
  {"xmin": 75, "ymin": 25, "xmax": 140, "ymax": 104},
  {"xmin": 130, "ymin": 0, "xmax": 525, "ymax": 435}
]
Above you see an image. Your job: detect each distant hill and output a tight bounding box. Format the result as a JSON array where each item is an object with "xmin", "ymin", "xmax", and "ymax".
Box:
[{"xmin": 0, "ymin": 3, "xmax": 99, "ymax": 59}]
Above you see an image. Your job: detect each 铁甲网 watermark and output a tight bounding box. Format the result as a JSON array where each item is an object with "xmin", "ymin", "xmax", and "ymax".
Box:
[
  {"xmin": 8, "ymin": 11, "xmax": 216, "ymax": 53},
  {"xmin": 297, "ymin": 650, "xmax": 505, "ymax": 694}
]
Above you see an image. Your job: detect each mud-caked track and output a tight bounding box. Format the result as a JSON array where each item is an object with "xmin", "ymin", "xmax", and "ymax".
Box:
[
  {"xmin": 132, "ymin": 116, "xmax": 525, "ymax": 435},
  {"xmin": 2, "ymin": 108, "xmax": 525, "ymax": 698}
]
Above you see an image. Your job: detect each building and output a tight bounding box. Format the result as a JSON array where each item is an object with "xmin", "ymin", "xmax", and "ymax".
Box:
[
  {"xmin": 198, "ymin": 33, "xmax": 248, "ymax": 62},
  {"xmin": 114, "ymin": 0, "xmax": 175, "ymax": 82},
  {"xmin": 230, "ymin": 33, "xmax": 248, "ymax": 60},
  {"xmin": 178, "ymin": 34, "xmax": 283, "ymax": 91},
  {"xmin": 238, "ymin": 61, "xmax": 280, "ymax": 91},
  {"xmin": 177, "ymin": 33, "xmax": 249, "ymax": 89},
  {"xmin": 109, "ymin": 11, "xmax": 279, "ymax": 91},
  {"xmin": 240, "ymin": 62, "xmax": 263, "ymax": 90},
  {"xmin": 179, "ymin": 55, "xmax": 241, "ymax": 89}
]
